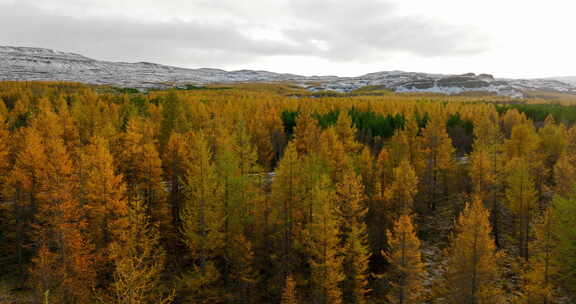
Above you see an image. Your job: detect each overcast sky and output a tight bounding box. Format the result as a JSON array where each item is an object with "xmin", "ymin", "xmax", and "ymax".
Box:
[{"xmin": 1, "ymin": 0, "xmax": 575, "ymax": 78}]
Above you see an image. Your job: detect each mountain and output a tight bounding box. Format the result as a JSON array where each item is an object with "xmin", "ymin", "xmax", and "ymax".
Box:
[
  {"xmin": 2, "ymin": 45, "xmax": 576, "ymax": 98},
  {"xmin": 548, "ymin": 76, "xmax": 576, "ymax": 86}
]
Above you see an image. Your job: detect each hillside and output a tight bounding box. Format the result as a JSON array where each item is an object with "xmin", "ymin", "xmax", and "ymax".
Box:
[{"xmin": 3, "ymin": 46, "xmax": 576, "ymax": 98}]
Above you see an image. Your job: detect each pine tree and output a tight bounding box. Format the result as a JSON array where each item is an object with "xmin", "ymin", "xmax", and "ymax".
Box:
[
  {"xmin": 306, "ymin": 176, "xmax": 344, "ymax": 304},
  {"xmin": 438, "ymin": 197, "xmax": 503, "ymax": 304},
  {"xmin": 109, "ymin": 200, "xmax": 173, "ymax": 304},
  {"xmin": 384, "ymin": 214, "xmax": 426, "ymax": 304},
  {"xmin": 336, "ymin": 170, "xmax": 371, "ymax": 304}
]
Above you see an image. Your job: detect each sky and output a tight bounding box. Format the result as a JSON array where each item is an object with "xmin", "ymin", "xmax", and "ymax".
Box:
[{"xmin": 1, "ymin": 0, "xmax": 575, "ymax": 78}]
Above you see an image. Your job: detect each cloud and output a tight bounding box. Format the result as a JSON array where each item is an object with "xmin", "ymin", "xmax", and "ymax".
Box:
[
  {"xmin": 286, "ymin": 0, "xmax": 485, "ymax": 60},
  {"xmin": 0, "ymin": 0, "xmax": 488, "ymax": 69}
]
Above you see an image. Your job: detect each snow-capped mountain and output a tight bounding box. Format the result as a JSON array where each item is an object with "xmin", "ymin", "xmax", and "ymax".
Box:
[{"xmin": 2, "ymin": 46, "xmax": 576, "ymax": 98}]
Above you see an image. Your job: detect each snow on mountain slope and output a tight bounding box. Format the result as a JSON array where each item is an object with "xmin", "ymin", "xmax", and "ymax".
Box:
[
  {"xmin": 2, "ymin": 46, "xmax": 576, "ymax": 98},
  {"xmin": 547, "ymin": 76, "xmax": 576, "ymax": 86}
]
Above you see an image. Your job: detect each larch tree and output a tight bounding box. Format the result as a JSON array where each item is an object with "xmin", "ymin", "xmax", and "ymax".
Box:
[
  {"xmin": 336, "ymin": 170, "xmax": 371, "ymax": 304},
  {"xmin": 505, "ymin": 157, "xmax": 538, "ymax": 261},
  {"xmin": 420, "ymin": 115, "xmax": 455, "ymax": 211},
  {"xmin": 334, "ymin": 111, "xmax": 362, "ymax": 156},
  {"xmin": 159, "ymin": 92, "xmax": 189, "ymax": 149},
  {"xmin": 389, "ymin": 117, "xmax": 424, "ymax": 174},
  {"xmin": 78, "ymin": 136, "xmax": 128, "ymax": 287},
  {"xmin": 161, "ymin": 131, "xmax": 190, "ymax": 253},
  {"xmin": 318, "ymin": 127, "xmax": 352, "ymax": 184},
  {"xmin": 292, "ymin": 111, "xmax": 322, "ymax": 156},
  {"xmin": 550, "ymin": 192, "xmax": 576, "ymax": 295},
  {"xmin": 553, "ymin": 152, "xmax": 576, "ymax": 198},
  {"xmin": 521, "ymin": 209, "xmax": 559, "ymax": 304},
  {"xmin": 469, "ymin": 112, "xmax": 505, "ymax": 247},
  {"xmin": 281, "ymin": 274, "xmax": 298, "ymax": 304},
  {"xmin": 109, "ymin": 200, "xmax": 173, "ymax": 304},
  {"xmin": 437, "ymin": 197, "xmax": 503, "ymax": 304},
  {"xmin": 384, "ymin": 214, "xmax": 426, "ymax": 304},
  {"xmin": 306, "ymin": 176, "xmax": 344, "ymax": 304},
  {"xmin": 271, "ymin": 142, "xmax": 306, "ymax": 277},
  {"xmin": 505, "ymin": 123, "xmax": 545, "ymax": 204},
  {"xmin": 180, "ymin": 131, "xmax": 225, "ymax": 304},
  {"xmin": 369, "ymin": 148, "xmax": 394, "ymax": 255},
  {"xmin": 538, "ymin": 115, "xmax": 566, "ymax": 185},
  {"xmin": 30, "ymin": 134, "xmax": 96, "ymax": 304},
  {"xmin": 116, "ymin": 117, "xmax": 168, "ymax": 229},
  {"xmin": 214, "ymin": 124, "xmax": 259, "ymax": 303},
  {"xmin": 2, "ymin": 126, "xmax": 43, "ymax": 286},
  {"xmin": 386, "ymin": 159, "xmax": 419, "ymax": 217}
]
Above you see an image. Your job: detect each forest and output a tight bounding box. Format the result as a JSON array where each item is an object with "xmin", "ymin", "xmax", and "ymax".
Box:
[{"xmin": 0, "ymin": 81, "xmax": 575, "ymax": 303}]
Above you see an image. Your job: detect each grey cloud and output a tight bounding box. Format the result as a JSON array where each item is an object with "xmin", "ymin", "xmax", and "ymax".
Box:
[
  {"xmin": 0, "ymin": 2, "xmax": 311, "ymax": 67},
  {"xmin": 0, "ymin": 0, "xmax": 487, "ymax": 68},
  {"xmin": 285, "ymin": 0, "xmax": 485, "ymax": 60}
]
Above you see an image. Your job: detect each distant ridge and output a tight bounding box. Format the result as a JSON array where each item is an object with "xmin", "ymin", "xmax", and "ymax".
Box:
[{"xmin": 2, "ymin": 45, "xmax": 576, "ymax": 98}]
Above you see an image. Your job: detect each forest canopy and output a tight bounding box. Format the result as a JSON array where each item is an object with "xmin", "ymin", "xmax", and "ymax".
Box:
[{"xmin": 0, "ymin": 81, "xmax": 575, "ymax": 303}]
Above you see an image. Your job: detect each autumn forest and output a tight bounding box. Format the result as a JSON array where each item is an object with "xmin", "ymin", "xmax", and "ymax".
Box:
[{"xmin": 1, "ymin": 82, "xmax": 576, "ymax": 304}]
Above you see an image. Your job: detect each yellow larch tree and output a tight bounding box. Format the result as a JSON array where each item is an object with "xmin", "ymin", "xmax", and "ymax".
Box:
[
  {"xmin": 271, "ymin": 142, "xmax": 306, "ymax": 277},
  {"xmin": 469, "ymin": 112, "xmax": 505, "ymax": 247},
  {"xmin": 420, "ymin": 115, "xmax": 455, "ymax": 211},
  {"xmin": 281, "ymin": 274, "xmax": 298, "ymax": 304},
  {"xmin": 293, "ymin": 111, "xmax": 322, "ymax": 156},
  {"xmin": 437, "ymin": 197, "xmax": 503, "ymax": 304},
  {"xmin": 520, "ymin": 209, "xmax": 559, "ymax": 304},
  {"xmin": 387, "ymin": 159, "xmax": 419, "ymax": 217},
  {"xmin": 180, "ymin": 131, "xmax": 225, "ymax": 304},
  {"xmin": 505, "ymin": 123, "xmax": 545, "ymax": 203},
  {"xmin": 384, "ymin": 214, "xmax": 426, "ymax": 304},
  {"xmin": 116, "ymin": 117, "xmax": 168, "ymax": 230},
  {"xmin": 30, "ymin": 134, "xmax": 97, "ymax": 304},
  {"xmin": 78, "ymin": 136, "xmax": 128, "ymax": 287},
  {"xmin": 306, "ymin": 176, "xmax": 344, "ymax": 304},
  {"xmin": 318, "ymin": 127, "xmax": 352, "ymax": 184},
  {"xmin": 506, "ymin": 157, "xmax": 538, "ymax": 261},
  {"xmin": 336, "ymin": 170, "xmax": 371, "ymax": 304},
  {"xmin": 214, "ymin": 122, "xmax": 259, "ymax": 303},
  {"xmin": 334, "ymin": 111, "xmax": 362, "ymax": 156},
  {"xmin": 3, "ymin": 127, "xmax": 47, "ymax": 285},
  {"xmin": 369, "ymin": 147, "xmax": 394, "ymax": 253},
  {"xmin": 109, "ymin": 200, "xmax": 173, "ymax": 304},
  {"xmin": 538, "ymin": 115, "xmax": 566, "ymax": 182},
  {"xmin": 161, "ymin": 131, "xmax": 190, "ymax": 252},
  {"xmin": 553, "ymin": 152, "xmax": 576, "ymax": 198}
]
